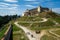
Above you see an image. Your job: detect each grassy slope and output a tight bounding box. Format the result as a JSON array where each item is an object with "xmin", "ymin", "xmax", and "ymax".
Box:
[
  {"xmin": 12, "ymin": 20, "xmax": 29, "ymax": 40},
  {"xmin": 52, "ymin": 30, "xmax": 60, "ymax": 35},
  {"xmin": 18, "ymin": 16, "xmax": 60, "ymax": 30},
  {"xmin": 13, "ymin": 24, "xmax": 20, "ymax": 31},
  {"xmin": 52, "ymin": 18, "xmax": 60, "ymax": 24},
  {"xmin": 17, "ymin": 12, "xmax": 60, "ymax": 40},
  {"xmin": 18, "ymin": 16, "xmax": 42, "ymax": 21},
  {"xmin": 0, "ymin": 23, "xmax": 9, "ymax": 39},
  {"xmin": 41, "ymin": 35, "xmax": 57, "ymax": 40}
]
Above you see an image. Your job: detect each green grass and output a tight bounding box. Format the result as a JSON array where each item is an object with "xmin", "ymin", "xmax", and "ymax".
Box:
[
  {"xmin": 13, "ymin": 33, "xmax": 29, "ymax": 40},
  {"xmin": 18, "ymin": 23, "xmax": 30, "ymax": 27},
  {"xmin": 52, "ymin": 30, "xmax": 60, "ymax": 35},
  {"xmin": 13, "ymin": 24, "xmax": 21, "ymax": 31},
  {"xmin": 51, "ymin": 18, "xmax": 60, "ymax": 24},
  {"xmin": 0, "ymin": 24, "xmax": 9, "ymax": 40},
  {"xmin": 18, "ymin": 22, "xmax": 60, "ymax": 30},
  {"xmin": 30, "ymin": 26, "xmax": 60, "ymax": 31},
  {"xmin": 10, "ymin": 20, "xmax": 22, "ymax": 31},
  {"xmin": 13, "ymin": 16, "xmax": 60, "ymax": 40},
  {"xmin": 18, "ymin": 16, "xmax": 60, "ymax": 30},
  {"xmin": 18, "ymin": 16, "xmax": 42, "ymax": 21},
  {"xmin": 12, "ymin": 21, "xmax": 29, "ymax": 40},
  {"xmin": 40, "ymin": 20, "xmax": 55, "ymax": 26},
  {"xmin": 18, "ymin": 23, "xmax": 59, "ymax": 31},
  {"xmin": 13, "ymin": 29, "xmax": 29, "ymax": 40},
  {"xmin": 18, "ymin": 19, "xmax": 57, "ymax": 30},
  {"xmin": 41, "ymin": 35, "xmax": 57, "ymax": 40}
]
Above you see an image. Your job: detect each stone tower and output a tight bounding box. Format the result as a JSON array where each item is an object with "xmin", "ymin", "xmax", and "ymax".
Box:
[
  {"xmin": 26, "ymin": 9, "xmax": 29, "ymax": 12},
  {"xmin": 37, "ymin": 6, "xmax": 41, "ymax": 13}
]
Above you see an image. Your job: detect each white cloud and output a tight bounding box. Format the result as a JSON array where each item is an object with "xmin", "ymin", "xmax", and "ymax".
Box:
[
  {"xmin": 0, "ymin": 6, "xmax": 20, "ymax": 16},
  {"xmin": 25, "ymin": 5, "xmax": 35, "ymax": 7},
  {"xmin": 23, "ymin": 0, "xmax": 51, "ymax": 1},
  {"xmin": 24, "ymin": 0, "xmax": 37, "ymax": 1},
  {"xmin": 52, "ymin": 8, "xmax": 60, "ymax": 14},
  {"xmin": 0, "ymin": 2, "xmax": 19, "ymax": 8},
  {"xmin": 4, "ymin": 0, "xmax": 18, "ymax": 2},
  {"xmin": 33, "ymin": 2, "xmax": 39, "ymax": 4},
  {"xmin": 0, "ymin": 2, "xmax": 14, "ymax": 6},
  {"xmin": 11, "ymin": 4, "xmax": 19, "ymax": 7},
  {"xmin": 28, "ymin": 2, "xmax": 40, "ymax": 4},
  {"xmin": 0, "ymin": 2, "xmax": 20, "ymax": 16},
  {"xmin": 44, "ymin": 0, "xmax": 51, "ymax": 1},
  {"xmin": 0, "ymin": 2, "xmax": 10, "ymax": 7},
  {"xmin": 0, "ymin": 2, "xmax": 10, "ymax": 5},
  {"xmin": 0, "ymin": 10, "xmax": 18, "ymax": 16},
  {"xmin": 0, "ymin": 7, "xmax": 17, "ymax": 10}
]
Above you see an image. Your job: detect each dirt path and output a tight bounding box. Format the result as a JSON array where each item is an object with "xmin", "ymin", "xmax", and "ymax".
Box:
[
  {"xmin": 14, "ymin": 22, "xmax": 48, "ymax": 40},
  {"xmin": 14, "ymin": 18, "xmax": 60, "ymax": 40},
  {"xmin": 14, "ymin": 18, "xmax": 48, "ymax": 40},
  {"xmin": 39, "ymin": 30, "xmax": 47, "ymax": 40},
  {"xmin": 49, "ymin": 28, "xmax": 60, "ymax": 38},
  {"xmin": 15, "ymin": 22, "xmax": 37, "ymax": 40},
  {"xmin": 41, "ymin": 18, "xmax": 48, "ymax": 22}
]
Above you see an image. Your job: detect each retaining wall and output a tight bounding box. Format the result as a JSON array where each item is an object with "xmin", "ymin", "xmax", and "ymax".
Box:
[{"xmin": 1, "ymin": 25, "xmax": 12, "ymax": 40}]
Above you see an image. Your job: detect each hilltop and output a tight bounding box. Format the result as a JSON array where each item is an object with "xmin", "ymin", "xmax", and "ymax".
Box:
[{"xmin": 22, "ymin": 6, "xmax": 60, "ymax": 18}]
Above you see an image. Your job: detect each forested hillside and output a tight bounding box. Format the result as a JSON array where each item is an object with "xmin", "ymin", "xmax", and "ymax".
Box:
[{"xmin": 0, "ymin": 15, "xmax": 20, "ymax": 28}]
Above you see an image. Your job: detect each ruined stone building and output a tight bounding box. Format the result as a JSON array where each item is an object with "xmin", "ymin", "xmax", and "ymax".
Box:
[{"xmin": 22, "ymin": 6, "xmax": 51, "ymax": 16}]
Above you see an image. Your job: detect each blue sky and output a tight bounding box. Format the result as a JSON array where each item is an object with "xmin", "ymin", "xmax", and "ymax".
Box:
[{"xmin": 0, "ymin": 0, "xmax": 60, "ymax": 16}]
